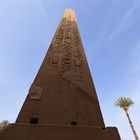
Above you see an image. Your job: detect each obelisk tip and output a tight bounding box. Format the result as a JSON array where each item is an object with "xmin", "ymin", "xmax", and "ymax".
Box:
[{"xmin": 63, "ymin": 8, "xmax": 77, "ymax": 22}]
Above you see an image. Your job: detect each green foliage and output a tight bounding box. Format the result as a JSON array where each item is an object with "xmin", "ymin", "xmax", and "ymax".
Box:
[
  {"xmin": 114, "ymin": 97, "xmax": 139, "ymax": 140},
  {"xmin": 114, "ymin": 97, "xmax": 134, "ymax": 111},
  {"xmin": 0, "ymin": 120, "xmax": 10, "ymax": 130}
]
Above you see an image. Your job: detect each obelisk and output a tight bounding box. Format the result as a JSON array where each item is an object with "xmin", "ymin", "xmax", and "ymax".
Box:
[{"xmin": 0, "ymin": 9, "xmax": 121, "ymax": 140}]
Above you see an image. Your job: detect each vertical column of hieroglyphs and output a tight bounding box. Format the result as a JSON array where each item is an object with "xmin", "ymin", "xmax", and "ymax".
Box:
[{"xmin": 48, "ymin": 9, "xmax": 93, "ymax": 97}]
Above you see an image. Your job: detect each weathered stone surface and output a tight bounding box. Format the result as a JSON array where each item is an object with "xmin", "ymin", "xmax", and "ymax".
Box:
[
  {"xmin": 0, "ymin": 124, "xmax": 120, "ymax": 140},
  {"xmin": 0, "ymin": 9, "xmax": 121, "ymax": 139},
  {"xmin": 16, "ymin": 9, "xmax": 105, "ymax": 127}
]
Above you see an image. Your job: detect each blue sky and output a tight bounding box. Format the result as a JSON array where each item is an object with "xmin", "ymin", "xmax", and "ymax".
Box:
[{"xmin": 0, "ymin": 0, "xmax": 140, "ymax": 139}]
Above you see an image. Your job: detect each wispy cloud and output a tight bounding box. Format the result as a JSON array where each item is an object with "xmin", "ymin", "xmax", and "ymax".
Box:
[
  {"xmin": 130, "ymin": 41, "xmax": 140, "ymax": 73},
  {"xmin": 110, "ymin": 1, "xmax": 140, "ymax": 39}
]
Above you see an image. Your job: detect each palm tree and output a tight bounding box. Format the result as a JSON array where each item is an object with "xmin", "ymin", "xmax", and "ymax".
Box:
[
  {"xmin": 0, "ymin": 120, "xmax": 9, "ymax": 130},
  {"xmin": 114, "ymin": 97, "xmax": 139, "ymax": 140}
]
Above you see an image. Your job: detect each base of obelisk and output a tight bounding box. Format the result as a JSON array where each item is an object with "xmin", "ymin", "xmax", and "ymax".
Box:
[{"xmin": 0, "ymin": 123, "xmax": 121, "ymax": 140}]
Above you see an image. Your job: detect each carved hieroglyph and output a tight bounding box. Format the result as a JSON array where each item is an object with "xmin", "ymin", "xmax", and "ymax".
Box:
[{"xmin": 48, "ymin": 9, "xmax": 96, "ymax": 98}]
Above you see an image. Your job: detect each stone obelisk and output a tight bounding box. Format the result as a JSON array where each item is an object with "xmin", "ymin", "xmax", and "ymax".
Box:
[{"xmin": 0, "ymin": 9, "xmax": 121, "ymax": 140}]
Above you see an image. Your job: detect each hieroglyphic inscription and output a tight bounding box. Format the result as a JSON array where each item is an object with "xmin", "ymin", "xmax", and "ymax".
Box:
[
  {"xmin": 71, "ymin": 24, "xmax": 85, "ymax": 81},
  {"xmin": 50, "ymin": 55, "xmax": 59, "ymax": 64},
  {"xmin": 48, "ymin": 16, "xmax": 86, "ymax": 82},
  {"xmin": 53, "ymin": 19, "xmax": 66, "ymax": 45},
  {"xmin": 49, "ymin": 45, "xmax": 62, "ymax": 65},
  {"xmin": 55, "ymin": 35, "xmax": 63, "ymax": 45},
  {"xmin": 61, "ymin": 45, "xmax": 71, "ymax": 72},
  {"xmin": 48, "ymin": 19, "xmax": 66, "ymax": 66},
  {"xmin": 64, "ymin": 20, "xmax": 73, "ymax": 45},
  {"xmin": 61, "ymin": 18, "xmax": 73, "ymax": 72}
]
